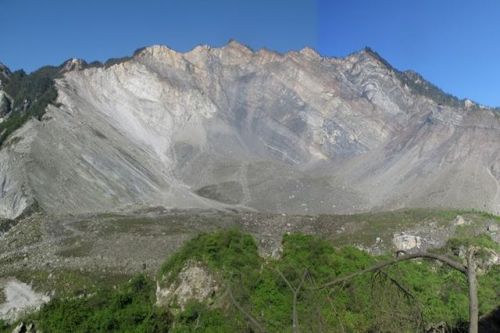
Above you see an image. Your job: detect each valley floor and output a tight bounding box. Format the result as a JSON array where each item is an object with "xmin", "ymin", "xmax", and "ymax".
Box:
[{"xmin": 0, "ymin": 208, "xmax": 499, "ymax": 331}]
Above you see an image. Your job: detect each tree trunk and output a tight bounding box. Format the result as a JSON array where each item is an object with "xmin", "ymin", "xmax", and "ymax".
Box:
[
  {"xmin": 319, "ymin": 250, "xmax": 480, "ymax": 333},
  {"xmin": 467, "ymin": 248, "xmax": 479, "ymax": 333}
]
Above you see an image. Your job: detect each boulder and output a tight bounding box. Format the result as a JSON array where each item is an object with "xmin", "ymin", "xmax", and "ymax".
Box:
[
  {"xmin": 487, "ymin": 223, "xmax": 499, "ymax": 232},
  {"xmin": 453, "ymin": 215, "xmax": 467, "ymax": 226},
  {"xmin": 156, "ymin": 260, "xmax": 220, "ymax": 312},
  {"xmin": 392, "ymin": 233, "xmax": 423, "ymax": 252}
]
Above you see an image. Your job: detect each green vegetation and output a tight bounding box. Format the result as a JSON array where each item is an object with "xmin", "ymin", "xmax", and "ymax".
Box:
[
  {"xmin": 0, "ymin": 319, "xmax": 9, "ymax": 333},
  {"xmin": 363, "ymin": 47, "xmax": 465, "ymax": 108},
  {"xmin": 30, "ymin": 275, "xmax": 170, "ymax": 333},
  {"xmin": 159, "ymin": 229, "xmax": 259, "ymax": 285},
  {"xmin": 0, "ymin": 66, "xmax": 60, "ymax": 146},
  {"xmin": 398, "ymin": 70, "xmax": 464, "ymax": 108},
  {"xmin": 317, "ymin": 208, "xmax": 499, "ymax": 247},
  {"xmin": 4, "ymin": 230, "xmax": 499, "ymax": 332},
  {"xmin": 11, "ymin": 268, "xmax": 132, "ymax": 300}
]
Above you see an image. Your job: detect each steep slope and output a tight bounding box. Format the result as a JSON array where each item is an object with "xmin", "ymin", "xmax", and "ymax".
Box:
[{"xmin": 0, "ymin": 41, "xmax": 499, "ymax": 218}]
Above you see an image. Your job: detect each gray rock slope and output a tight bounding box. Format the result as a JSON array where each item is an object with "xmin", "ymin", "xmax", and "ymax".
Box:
[{"xmin": 1, "ymin": 41, "xmax": 499, "ymax": 218}]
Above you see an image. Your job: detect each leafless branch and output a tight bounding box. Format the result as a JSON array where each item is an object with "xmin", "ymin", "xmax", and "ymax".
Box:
[
  {"xmin": 227, "ymin": 285, "xmax": 267, "ymax": 333},
  {"xmin": 317, "ymin": 252, "xmax": 466, "ymax": 290},
  {"xmin": 276, "ymin": 268, "xmax": 308, "ymax": 333},
  {"xmin": 377, "ymin": 269, "xmax": 415, "ymax": 300}
]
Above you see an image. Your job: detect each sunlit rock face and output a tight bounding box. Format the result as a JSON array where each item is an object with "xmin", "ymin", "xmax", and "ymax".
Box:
[{"xmin": 1, "ymin": 41, "xmax": 499, "ymax": 218}]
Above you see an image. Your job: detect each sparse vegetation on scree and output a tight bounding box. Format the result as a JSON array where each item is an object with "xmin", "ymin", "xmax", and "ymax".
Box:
[{"xmin": 3, "ymin": 230, "xmax": 498, "ymax": 333}]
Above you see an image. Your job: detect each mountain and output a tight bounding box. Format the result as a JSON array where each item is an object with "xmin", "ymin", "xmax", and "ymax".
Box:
[{"xmin": 0, "ymin": 41, "xmax": 499, "ymax": 219}]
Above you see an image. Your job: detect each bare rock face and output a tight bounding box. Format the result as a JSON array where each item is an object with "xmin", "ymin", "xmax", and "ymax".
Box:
[
  {"xmin": 392, "ymin": 233, "xmax": 423, "ymax": 252},
  {"xmin": 60, "ymin": 58, "xmax": 87, "ymax": 73},
  {"xmin": 156, "ymin": 261, "xmax": 219, "ymax": 312},
  {"xmin": 0, "ymin": 42, "xmax": 500, "ymax": 218},
  {"xmin": 0, "ymin": 278, "xmax": 50, "ymax": 323}
]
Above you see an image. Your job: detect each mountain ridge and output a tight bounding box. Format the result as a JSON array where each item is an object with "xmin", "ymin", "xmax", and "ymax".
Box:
[
  {"xmin": 0, "ymin": 41, "xmax": 499, "ymax": 219},
  {"xmin": 2, "ymin": 41, "xmax": 498, "ymax": 109}
]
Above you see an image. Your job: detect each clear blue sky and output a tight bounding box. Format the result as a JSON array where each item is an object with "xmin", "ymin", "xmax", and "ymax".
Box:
[{"xmin": 1, "ymin": 0, "xmax": 499, "ymax": 106}]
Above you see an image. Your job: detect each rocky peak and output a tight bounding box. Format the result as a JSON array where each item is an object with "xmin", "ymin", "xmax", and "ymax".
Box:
[
  {"xmin": 1, "ymin": 43, "xmax": 500, "ymax": 219},
  {"xmin": 360, "ymin": 47, "xmax": 395, "ymax": 69},
  {"xmin": 133, "ymin": 44, "xmax": 181, "ymax": 61},
  {"xmin": 60, "ymin": 58, "xmax": 87, "ymax": 73},
  {"xmin": 299, "ymin": 47, "xmax": 321, "ymax": 59},
  {"xmin": 224, "ymin": 39, "xmax": 254, "ymax": 54}
]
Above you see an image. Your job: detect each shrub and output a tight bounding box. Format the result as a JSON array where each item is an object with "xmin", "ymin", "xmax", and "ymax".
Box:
[{"xmin": 19, "ymin": 231, "xmax": 500, "ymax": 332}]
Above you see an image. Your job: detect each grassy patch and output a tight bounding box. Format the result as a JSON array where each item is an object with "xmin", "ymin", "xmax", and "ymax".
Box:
[
  {"xmin": 30, "ymin": 275, "xmax": 170, "ymax": 333},
  {"xmin": 11, "ymin": 230, "xmax": 500, "ymax": 332},
  {"xmin": 12, "ymin": 269, "xmax": 131, "ymax": 299},
  {"xmin": 158, "ymin": 229, "xmax": 260, "ymax": 286}
]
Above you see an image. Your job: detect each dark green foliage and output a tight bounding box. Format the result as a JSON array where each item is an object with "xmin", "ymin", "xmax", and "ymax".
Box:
[
  {"xmin": 252, "ymin": 235, "xmax": 423, "ymax": 332},
  {"xmin": 104, "ymin": 57, "xmax": 133, "ymax": 68},
  {"xmin": 363, "ymin": 47, "xmax": 466, "ymax": 108},
  {"xmin": 447, "ymin": 233, "xmax": 499, "ymax": 253},
  {"xmin": 398, "ymin": 70, "xmax": 464, "ymax": 107},
  {"xmin": 31, "ymin": 274, "xmax": 171, "ymax": 333},
  {"xmin": 159, "ymin": 229, "xmax": 260, "ymax": 285},
  {"xmin": 478, "ymin": 266, "xmax": 500, "ymax": 315},
  {"xmin": 0, "ymin": 319, "xmax": 9, "ymax": 333},
  {"xmin": 172, "ymin": 301, "xmax": 245, "ymax": 333},
  {"xmin": 0, "ymin": 66, "xmax": 60, "ymax": 146},
  {"xmin": 17, "ymin": 231, "xmax": 500, "ymax": 332}
]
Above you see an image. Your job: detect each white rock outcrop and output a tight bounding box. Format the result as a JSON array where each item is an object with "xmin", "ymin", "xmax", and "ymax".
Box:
[
  {"xmin": 156, "ymin": 261, "xmax": 219, "ymax": 311},
  {"xmin": 0, "ymin": 279, "xmax": 50, "ymax": 323},
  {"xmin": 392, "ymin": 233, "xmax": 423, "ymax": 252}
]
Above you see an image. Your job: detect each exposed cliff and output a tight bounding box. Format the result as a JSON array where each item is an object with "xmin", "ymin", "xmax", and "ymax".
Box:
[{"xmin": 1, "ymin": 42, "xmax": 499, "ymax": 218}]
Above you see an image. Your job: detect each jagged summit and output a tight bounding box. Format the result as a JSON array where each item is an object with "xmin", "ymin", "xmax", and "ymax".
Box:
[
  {"xmin": 0, "ymin": 41, "xmax": 493, "ymax": 110},
  {"xmin": 0, "ymin": 42, "xmax": 499, "ymax": 219},
  {"xmin": 225, "ymin": 39, "xmax": 254, "ymax": 52},
  {"xmin": 96, "ymin": 41, "xmax": 484, "ymax": 108},
  {"xmin": 61, "ymin": 58, "xmax": 88, "ymax": 72},
  {"xmin": 298, "ymin": 47, "xmax": 320, "ymax": 59}
]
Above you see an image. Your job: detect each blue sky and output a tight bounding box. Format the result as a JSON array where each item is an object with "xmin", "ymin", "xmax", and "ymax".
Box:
[{"xmin": 1, "ymin": 0, "xmax": 499, "ymax": 106}]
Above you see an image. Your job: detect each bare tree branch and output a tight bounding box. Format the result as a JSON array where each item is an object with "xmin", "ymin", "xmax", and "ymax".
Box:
[
  {"xmin": 467, "ymin": 247, "xmax": 479, "ymax": 333},
  {"xmin": 227, "ymin": 285, "xmax": 267, "ymax": 333},
  {"xmin": 292, "ymin": 270, "xmax": 308, "ymax": 333},
  {"xmin": 307, "ymin": 272, "xmax": 345, "ymax": 333},
  {"xmin": 276, "ymin": 268, "xmax": 308, "ymax": 333},
  {"xmin": 276, "ymin": 268, "xmax": 295, "ymax": 292},
  {"xmin": 377, "ymin": 270, "xmax": 415, "ymax": 300},
  {"xmin": 316, "ymin": 250, "xmax": 481, "ymax": 333},
  {"xmin": 317, "ymin": 252, "xmax": 466, "ymax": 290}
]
